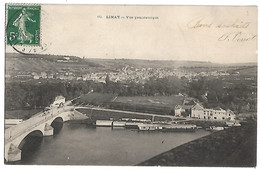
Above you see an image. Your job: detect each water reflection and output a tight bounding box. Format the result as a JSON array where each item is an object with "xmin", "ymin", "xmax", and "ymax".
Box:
[{"xmin": 21, "ymin": 136, "xmax": 43, "ymax": 162}]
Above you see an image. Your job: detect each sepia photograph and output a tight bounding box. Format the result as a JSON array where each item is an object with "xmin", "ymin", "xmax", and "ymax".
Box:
[{"xmin": 4, "ymin": 3, "xmax": 257, "ymax": 167}]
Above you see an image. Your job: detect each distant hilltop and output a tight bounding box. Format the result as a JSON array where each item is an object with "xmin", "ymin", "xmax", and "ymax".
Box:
[{"xmin": 5, "ymin": 53, "xmax": 257, "ymax": 74}]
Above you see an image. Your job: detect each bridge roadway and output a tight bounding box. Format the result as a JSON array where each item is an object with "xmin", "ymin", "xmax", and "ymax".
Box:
[
  {"xmin": 75, "ymin": 106, "xmax": 178, "ymax": 120},
  {"xmin": 5, "ymin": 103, "xmax": 87, "ymax": 162}
]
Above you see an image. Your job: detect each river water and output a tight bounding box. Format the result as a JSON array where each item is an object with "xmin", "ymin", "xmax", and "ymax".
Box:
[{"xmin": 17, "ymin": 123, "xmax": 210, "ymax": 165}]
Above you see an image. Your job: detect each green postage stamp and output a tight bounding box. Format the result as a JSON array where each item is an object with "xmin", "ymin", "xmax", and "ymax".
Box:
[{"xmin": 7, "ymin": 4, "xmax": 41, "ymax": 45}]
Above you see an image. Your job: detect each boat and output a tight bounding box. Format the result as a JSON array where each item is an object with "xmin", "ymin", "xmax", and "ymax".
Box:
[
  {"xmin": 226, "ymin": 121, "xmax": 241, "ymax": 127},
  {"xmin": 125, "ymin": 122, "xmax": 143, "ymax": 129},
  {"xmin": 209, "ymin": 126, "xmax": 224, "ymax": 131},
  {"xmin": 233, "ymin": 122, "xmax": 241, "ymax": 126},
  {"xmin": 95, "ymin": 120, "xmax": 113, "ymax": 127},
  {"xmin": 112, "ymin": 121, "xmax": 126, "ymax": 127},
  {"xmin": 121, "ymin": 118, "xmax": 152, "ymax": 123},
  {"xmin": 161, "ymin": 124, "xmax": 197, "ymax": 132},
  {"xmin": 138, "ymin": 124, "xmax": 157, "ymax": 131},
  {"xmin": 137, "ymin": 123, "xmax": 197, "ymax": 132},
  {"xmin": 131, "ymin": 118, "xmax": 152, "ymax": 123}
]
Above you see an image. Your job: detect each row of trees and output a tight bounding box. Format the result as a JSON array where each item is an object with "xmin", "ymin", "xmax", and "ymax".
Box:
[
  {"xmin": 188, "ymin": 77, "xmax": 256, "ymax": 113},
  {"xmin": 105, "ymin": 75, "xmax": 187, "ymax": 96},
  {"xmin": 5, "ymin": 75, "xmax": 256, "ymax": 114},
  {"xmin": 5, "ymin": 81, "xmax": 95, "ymax": 110},
  {"xmin": 5, "ymin": 76, "xmax": 186, "ymax": 110}
]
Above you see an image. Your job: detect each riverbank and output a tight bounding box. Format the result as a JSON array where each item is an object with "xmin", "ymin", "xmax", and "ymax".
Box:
[
  {"xmin": 139, "ymin": 120, "xmax": 256, "ymax": 167},
  {"xmin": 77, "ymin": 108, "xmax": 171, "ymax": 122}
]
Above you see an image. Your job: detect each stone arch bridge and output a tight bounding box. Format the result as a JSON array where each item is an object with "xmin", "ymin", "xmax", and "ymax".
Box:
[{"xmin": 5, "ymin": 104, "xmax": 87, "ymax": 162}]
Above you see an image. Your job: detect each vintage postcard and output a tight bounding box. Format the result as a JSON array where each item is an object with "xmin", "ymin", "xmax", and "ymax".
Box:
[{"xmin": 4, "ymin": 4, "xmax": 257, "ymax": 167}]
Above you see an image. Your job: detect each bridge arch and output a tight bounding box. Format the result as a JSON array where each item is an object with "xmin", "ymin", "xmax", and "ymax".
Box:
[
  {"xmin": 50, "ymin": 117, "xmax": 64, "ymax": 134},
  {"xmin": 17, "ymin": 130, "xmax": 43, "ymax": 160},
  {"xmin": 51, "ymin": 117, "xmax": 64, "ymax": 124},
  {"xmin": 5, "ymin": 106, "xmax": 88, "ymax": 162},
  {"xmin": 18, "ymin": 130, "xmax": 43, "ymax": 149},
  {"xmin": 5, "ymin": 130, "xmax": 44, "ymax": 162}
]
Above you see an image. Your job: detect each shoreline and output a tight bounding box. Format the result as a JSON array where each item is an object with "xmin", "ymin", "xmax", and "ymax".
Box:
[{"xmin": 138, "ymin": 120, "xmax": 256, "ymax": 167}]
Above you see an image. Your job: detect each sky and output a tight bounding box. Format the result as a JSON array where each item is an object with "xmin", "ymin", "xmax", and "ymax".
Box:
[{"xmin": 6, "ymin": 5, "xmax": 258, "ymax": 63}]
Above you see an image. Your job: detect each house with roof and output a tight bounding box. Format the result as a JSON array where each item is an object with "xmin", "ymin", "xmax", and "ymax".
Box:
[
  {"xmin": 175, "ymin": 104, "xmax": 193, "ymax": 117},
  {"xmin": 191, "ymin": 103, "xmax": 235, "ymax": 121},
  {"xmin": 174, "ymin": 99, "xmax": 196, "ymax": 117}
]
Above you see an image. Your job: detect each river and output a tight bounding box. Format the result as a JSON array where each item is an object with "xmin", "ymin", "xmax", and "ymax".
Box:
[{"xmin": 16, "ymin": 123, "xmax": 210, "ymax": 165}]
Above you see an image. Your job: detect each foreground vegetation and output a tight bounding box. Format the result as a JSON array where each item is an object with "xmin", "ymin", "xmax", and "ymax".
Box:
[{"xmin": 139, "ymin": 119, "xmax": 256, "ymax": 167}]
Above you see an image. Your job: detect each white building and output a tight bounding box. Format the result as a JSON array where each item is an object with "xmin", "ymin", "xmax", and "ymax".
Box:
[
  {"xmin": 191, "ymin": 103, "xmax": 235, "ymax": 121},
  {"xmin": 51, "ymin": 96, "xmax": 66, "ymax": 107}
]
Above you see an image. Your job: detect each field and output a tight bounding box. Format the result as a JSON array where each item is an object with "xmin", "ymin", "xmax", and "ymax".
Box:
[
  {"xmin": 106, "ymin": 95, "xmax": 185, "ymax": 115},
  {"xmin": 73, "ymin": 93, "xmax": 185, "ymax": 116},
  {"xmin": 230, "ymin": 66, "xmax": 257, "ymax": 77},
  {"xmin": 113, "ymin": 95, "xmax": 184, "ymax": 107},
  {"xmin": 74, "ymin": 93, "xmax": 117, "ymax": 106}
]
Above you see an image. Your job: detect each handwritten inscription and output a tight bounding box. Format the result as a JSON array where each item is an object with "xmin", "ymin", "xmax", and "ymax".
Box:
[
  {"xmin": 218, "ymin": 32, "xmax": 257, "ymax": 42},
  {"xmin": 216, "ymin": 21, "xmax": 250, "ymax": 29},
  {"xmin": 187, "ymin": 16, "xmax": 256, "ymax": 42},
  {"xmin": 187, "ymin": 17, "xmax": 212, "ymax": 29},
  {"xmin": 187, "ymin": 17, "xmax": 251, "ymax": 29}
]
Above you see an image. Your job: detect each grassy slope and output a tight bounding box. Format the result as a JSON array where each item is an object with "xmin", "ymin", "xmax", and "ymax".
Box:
[
  {"xmin": 75, "ymin": 93, "xmax": 117, "ymax": 106},
  {"xmin": 6, "ymin": 53, "xmax": 238, "ymax": 73},
  {"xmin": 74, "ymin": 93, "xmax": 184, "ymax": 115},
  {"xmin": 6, "ymin": 53, "xmax": 102, "ymax": 73}
]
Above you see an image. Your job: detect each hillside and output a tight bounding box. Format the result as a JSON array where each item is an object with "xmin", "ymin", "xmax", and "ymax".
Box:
[
  {"xmin": 5, "ymin": 53, "xmax": 104, "ymax": 73},
  {"xmin": 5, "ymin": 53, "xmax": 242, "ymax": 74}
]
